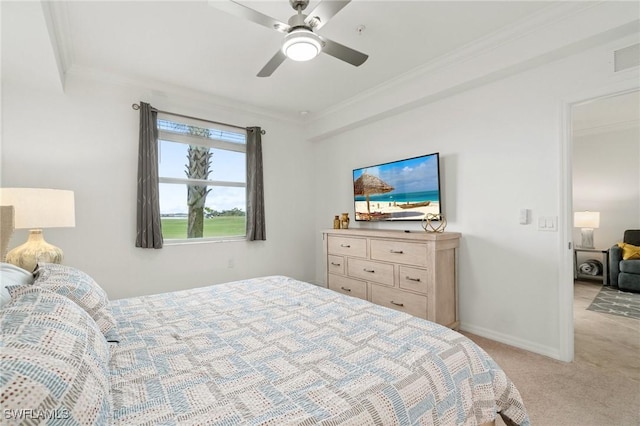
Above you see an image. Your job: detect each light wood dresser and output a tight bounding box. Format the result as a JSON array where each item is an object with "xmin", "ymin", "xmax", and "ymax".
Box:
[{"xmin": 323, "ymin": 229, "xmax": 461, "ymax": 329}]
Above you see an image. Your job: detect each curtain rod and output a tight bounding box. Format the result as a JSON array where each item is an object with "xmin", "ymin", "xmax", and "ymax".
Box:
[{"xmin": 131, "ymin": 103, "xmax": 266, "ymax": 135}]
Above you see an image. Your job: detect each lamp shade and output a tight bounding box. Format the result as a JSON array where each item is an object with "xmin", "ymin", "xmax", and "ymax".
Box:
[
  {"xmin": 574, "ymin": 211, "xmax": 600, "ymax": 229},
  {"xmin": 0, "ymin": 188, "xmax": 75, "ymax": 229}
]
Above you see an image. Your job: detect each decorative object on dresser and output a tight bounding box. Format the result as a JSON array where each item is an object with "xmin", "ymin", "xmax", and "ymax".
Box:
[
  {"xmin": 574, "ymin": 210, "xmax": 600, "ymax": 249},
  {"xmin": 323, "ymin": 228, "xmax": 461, "ymax": 329},
  {"xmin": 0, "ymin": 188, "xmax": 75, "ymax": 272},
  {"xmin": 333, "ymin": 215, "xmax": 340, "ymax": 229},
  {"xmin": 340, "ymin": 212, "xmax": 350, "ymax": 229},
  {"xmin": 422, "ymin": 213, "xmax": 447, "ymax": 232}
]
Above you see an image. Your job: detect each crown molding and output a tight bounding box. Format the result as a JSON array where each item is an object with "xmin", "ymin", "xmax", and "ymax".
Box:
[
  {"xmin": 40, "ymin": 0, "xmax": 74, "ymax": 90},
  {"xmin": 64, "ymin": 64, "xmax": 301, "ymax": 126},
  {"xmin": 306, "ymin": 2, "xmax": 640, "ymax": 140},
  {"xmin": 44, "ymin": 1, "xmax": 300, "ymax": 126},
  {"xmin": 312, "ymin": 2, "xmax": 593, "ymax": 121},
  {"xmin": 573, "ymin": 119, "xmax": 639, "ymax": 137}
]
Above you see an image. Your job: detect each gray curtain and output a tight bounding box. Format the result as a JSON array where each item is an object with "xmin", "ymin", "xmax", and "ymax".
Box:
[
  {"xmin": 246, "ymin": 127, "xmax": 266, "ymax": 241},
  {"xmin": 136, "ymin": 102, "xmax": 163, "ymax": 248}
]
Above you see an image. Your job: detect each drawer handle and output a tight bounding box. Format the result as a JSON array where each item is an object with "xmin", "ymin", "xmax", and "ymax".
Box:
[
  {"xmin": 389, "ymin": 249, "xmax": 404, "ymax": 254},
  {"xmin": 331, "ymin": 262, "xmax": 341, "ymax": 266},
  {"xmin": 390, "ymin": 301, "xmax": 404, "ymax": 307},
  {"xmin": 340, "ymin": 286, "xmax": 351, "ymax": 292},
  {"xmin": 406, "ymin": 276, "xmax": 421, "ymax": 282},
  {"xmin": 363, "ymin": 268, "xmax": 375, "ymax": 273},
  {"xmin": 340, "ymin": 244, "xmax": 351, "ymax": 248}
]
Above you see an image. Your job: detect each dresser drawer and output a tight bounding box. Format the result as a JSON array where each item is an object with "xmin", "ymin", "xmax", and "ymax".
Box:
[
  {"xmin": 370, "ymin": 239, "xmax": 428, "ymax": 267},
  {"xmin": 327, "ymin": 255, "xmax": 345, "ymax": 275},
  {"xmin": 327, "ymin": 236, "xmax": 367, "ymax": 258},
  {"xmin": 328, "ymin": 274, "xmax": 367, "ymax": 300},
  {"xmin": 399, "ymin": 265, "xmax": 430, "ymax": 294},
  {"xmin": 370, "ymin": 284, "xmax": 427, "ymax": 318},
  {"xmin": 347, "ymin": 258, "xmax": 394, "ymax": 286}
]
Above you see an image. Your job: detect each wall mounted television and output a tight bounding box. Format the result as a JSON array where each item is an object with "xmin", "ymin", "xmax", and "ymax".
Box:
[{"xmin": 353, "ymin": 152, "xmax": 441, "ymax": 222}]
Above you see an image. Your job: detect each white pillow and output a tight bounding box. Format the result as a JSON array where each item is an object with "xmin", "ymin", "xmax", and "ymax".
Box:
[{"xmin": 1, "ymin": 263, "xmax": 34, "ymax": 308}]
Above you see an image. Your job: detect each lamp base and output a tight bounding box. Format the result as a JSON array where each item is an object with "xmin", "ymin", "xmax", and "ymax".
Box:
[
  {"xmin": 579, "ymin": 228, "xmax": 595, "ymax": 249},
  {"xmin": 5, "ymin": 229, "xmax": 63, "ymax": 272}
]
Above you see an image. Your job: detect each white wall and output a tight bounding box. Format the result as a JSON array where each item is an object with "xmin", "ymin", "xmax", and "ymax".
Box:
[
  {"xmin": 1, "ymin": 74, "xmax": 316, "ymax": 299},
  {"xmin": 311, "ymin": 34, "xmax": 640, "ymax": 358},
  {"xmin": 573, "ymin": 124, "xmax": 640, "ymax": 251},
  {"xmin": 2, "ymin": 1, "xmax": 638, "ymax": 361}
]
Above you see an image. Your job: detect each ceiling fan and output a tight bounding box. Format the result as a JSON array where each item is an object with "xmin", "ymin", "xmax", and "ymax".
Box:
[{"xmin": 211, "ymin": 0, "xmax": 369, "ymax": 77}]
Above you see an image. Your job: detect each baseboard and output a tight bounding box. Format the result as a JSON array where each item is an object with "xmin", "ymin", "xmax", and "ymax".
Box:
[{"xmin": 459, "ymin": 322, "xmax": 562, "ymax": 360}]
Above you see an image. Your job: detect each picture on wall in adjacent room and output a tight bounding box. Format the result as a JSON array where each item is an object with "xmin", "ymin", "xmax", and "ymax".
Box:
[{"xmin": 353, "ymin": 152, "xmax": 442, "ymax": 221}]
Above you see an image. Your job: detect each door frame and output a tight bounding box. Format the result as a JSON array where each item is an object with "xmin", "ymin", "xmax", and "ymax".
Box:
[{"xmin": 558, "ymin": 82, "xmax": 639, "ymax": 362}]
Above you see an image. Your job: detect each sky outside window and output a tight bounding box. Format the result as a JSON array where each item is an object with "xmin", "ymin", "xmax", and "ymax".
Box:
[{"xmin": 158, "ymin": 135, "xmax": 246, "ymax": 215}]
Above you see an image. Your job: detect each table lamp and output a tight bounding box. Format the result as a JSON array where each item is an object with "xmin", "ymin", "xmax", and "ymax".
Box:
[
  {"xmin": 574, "ymin": 211, "xmax": 600, "ymax": 249},
  {"xmin": 0, "ymin": 188, "xmax": 75, "ymax": 271}
]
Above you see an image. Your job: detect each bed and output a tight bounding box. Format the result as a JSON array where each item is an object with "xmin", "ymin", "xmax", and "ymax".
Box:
[{"xmin": 1, "ymin": 263, "xmax": 529, "ymax": 425}]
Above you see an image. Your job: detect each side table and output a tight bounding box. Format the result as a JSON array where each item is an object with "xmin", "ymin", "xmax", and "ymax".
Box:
[{"xmin": 574, "ymin": 247, "xmax": 609, "ymax": 285}]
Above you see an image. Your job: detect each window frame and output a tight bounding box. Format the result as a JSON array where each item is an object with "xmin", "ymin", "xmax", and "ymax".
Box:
[{"xmin": 156, "ymin": 114, "xmax": 247, "ymax": 244}]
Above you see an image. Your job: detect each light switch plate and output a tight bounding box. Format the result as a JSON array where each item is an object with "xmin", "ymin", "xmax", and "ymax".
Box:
[{"xmin": 537, "ymin": 216, "xmax": 557, "ymax": 231}]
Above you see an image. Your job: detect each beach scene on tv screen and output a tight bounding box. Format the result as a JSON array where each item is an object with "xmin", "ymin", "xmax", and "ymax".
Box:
[{"xmin": 354, "ymin": 154, "xmax": 440, "ymax": 221}]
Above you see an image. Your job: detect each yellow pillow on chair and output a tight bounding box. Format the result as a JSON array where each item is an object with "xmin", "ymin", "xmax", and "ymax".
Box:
[{"xmin": 618, "ymin": 242, "xmax": 640, "ymax": 260}]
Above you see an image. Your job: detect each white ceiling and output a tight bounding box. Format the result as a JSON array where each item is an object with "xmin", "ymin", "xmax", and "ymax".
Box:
[{"xmin": 17, "ymin": 0, "xmax": 563, "ymax": 117}]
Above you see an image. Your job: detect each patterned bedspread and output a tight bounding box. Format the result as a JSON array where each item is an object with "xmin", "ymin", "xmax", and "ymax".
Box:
[{"xmin": 109, "ymin": 276, "xmax": 529, "ymax": 425}]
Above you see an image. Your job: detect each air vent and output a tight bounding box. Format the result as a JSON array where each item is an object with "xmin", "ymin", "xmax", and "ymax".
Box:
[{"xmin": 614, "ymin": 43, "xmax": 640, "ymax": 72}]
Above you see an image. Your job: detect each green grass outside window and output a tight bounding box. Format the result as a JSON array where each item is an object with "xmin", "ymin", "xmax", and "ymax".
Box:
[{"xmin": 161, "ymin": 217, "xmax": 245, "ymax": 239}]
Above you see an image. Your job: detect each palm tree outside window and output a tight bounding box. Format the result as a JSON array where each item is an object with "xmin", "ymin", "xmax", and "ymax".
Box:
[{"xmin": 157, "ymin": 116, "xmax": 247, "ymax": 241}]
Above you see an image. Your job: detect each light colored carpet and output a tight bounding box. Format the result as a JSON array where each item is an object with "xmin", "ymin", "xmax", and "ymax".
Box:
[{"xmin": 463, "ymin": 281, "xmax": 640, "ymax": 426}]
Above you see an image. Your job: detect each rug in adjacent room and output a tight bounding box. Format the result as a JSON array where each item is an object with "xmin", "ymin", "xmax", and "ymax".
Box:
[{"xmin": 587, "ymin": 286, "xmax": 640, "ymax": 320}]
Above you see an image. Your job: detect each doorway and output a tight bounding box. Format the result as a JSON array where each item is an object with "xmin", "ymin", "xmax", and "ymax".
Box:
[{"xmin": 560, "ymin": 88, "xmax": 640, "ymax": 362}]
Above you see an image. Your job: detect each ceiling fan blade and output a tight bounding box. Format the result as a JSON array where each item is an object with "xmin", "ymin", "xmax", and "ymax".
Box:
[
  {"xmin": 304, "ymin": 0, "xmax": 351, "ymax": 31},
  {"xmin": 210, "ymin": 0, "xmax": 290, "ymax": 33},
  {"xmin": 257, "ymin": 50, "xmax": 287, "ymax": 77},
  {"xmin": 320, "ymin": 37, "xmax": 368, "ymax": 67}
]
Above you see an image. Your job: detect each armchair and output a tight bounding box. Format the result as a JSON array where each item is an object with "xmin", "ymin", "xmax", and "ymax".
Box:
[{"xmin": 609, "ymin": 229, "xmax": 640, "ymax": 293}]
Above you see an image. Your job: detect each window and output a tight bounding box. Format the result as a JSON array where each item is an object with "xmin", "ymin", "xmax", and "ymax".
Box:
[{"xmin": 157, "ymin": 114, "xmax": 246, "ymax": 241}]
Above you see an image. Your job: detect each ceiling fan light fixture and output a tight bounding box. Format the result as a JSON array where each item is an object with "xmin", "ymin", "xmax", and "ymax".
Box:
[{"xmin": 282, "ymin": 28, "xmax": 322, "ymax": 61}]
